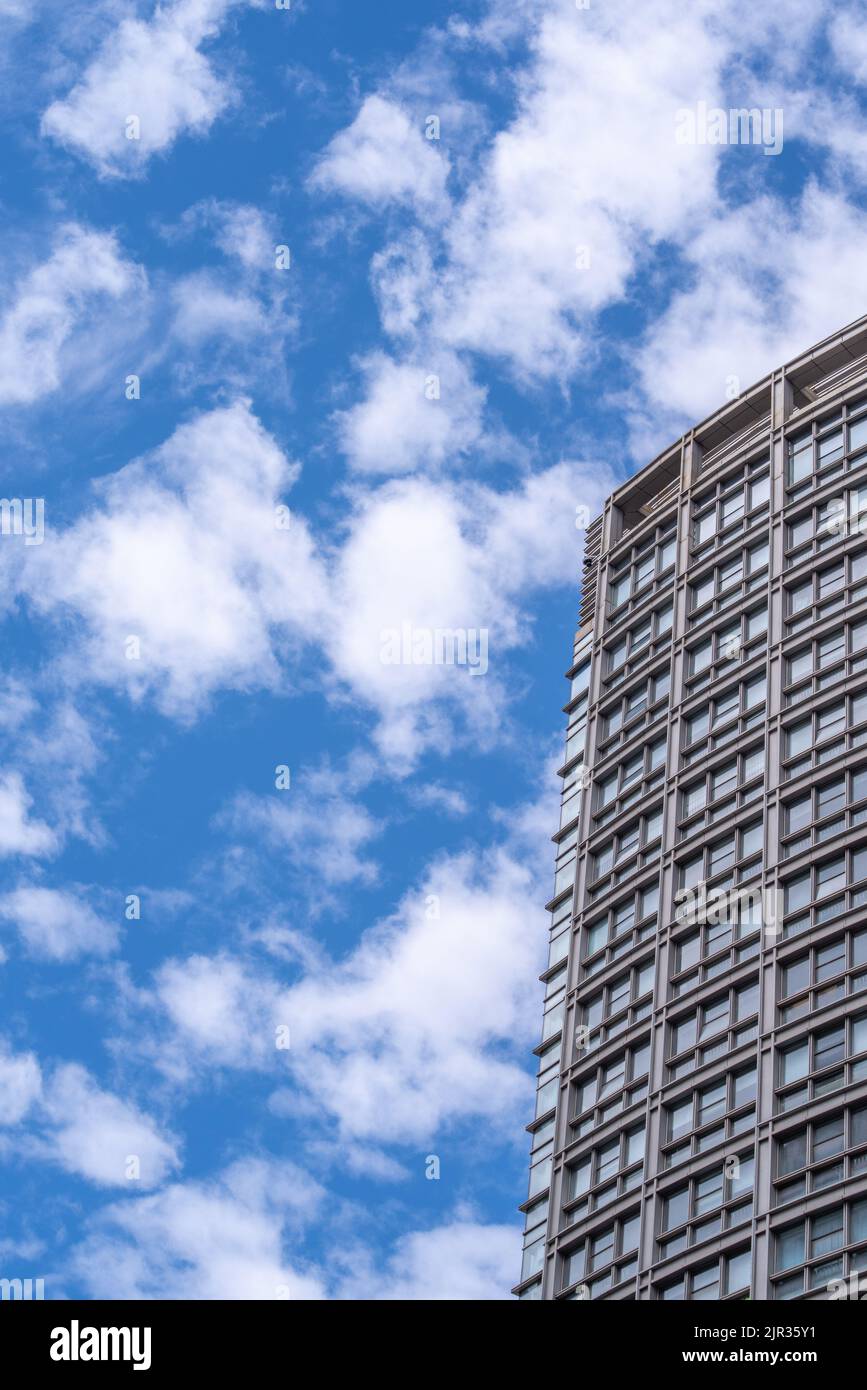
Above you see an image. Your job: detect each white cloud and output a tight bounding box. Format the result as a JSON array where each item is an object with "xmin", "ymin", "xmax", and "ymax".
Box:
[
  {"xmin": 338, "ymin": 1215, "xmax": 518, "ymax": 1300},
  {"xmin": 221, "ymin": 780, "xmax": 382, "ymax": 889},
  {"xmin": 304, "ymin": 1140, "xmax": 410, "ymax": 1184},
  {"xmin": 0, "ymin": 1044, "xmax": 178, "ymax": 1188},
  {"xmin": 409, "ymin": 782, "xmax": 469, "ymax": 817},
  {"xmin": 0, "ymin": 223, "xmax": 141, "ymax": 405},
  {"xmin": 0, "ymin": 0, "xmax": 35, "ymax": 18},
  {"xmin": 311, "ymin": 95, "xmax": 450, "ymax": 214},
  {"xmin": 68, "ymin": 1153, "xmax": 515, "ymax": 1299},
  {"xmin": 130, "ymin": 770, "xmax": 558, "ymax": 1146},
  {"xmin": 369, "ymin": 232, "xmax": 435, "ymax": 339},
  {"xmin": 41, "ymin": 1063, "xmax": 179, "ymax": 1188},
  {"xmin": 314, "ymin": 1, "xmax": 724, "ymax": 382},
  {"xmin": 327, "ymin": 459, "xmax": 613, "ymax": 763},
  {"xmin": 0, "ymin": 677, "xmax": 37, "ymax": 730},
  {"xmin": 337, "ymin": 350, "xmax": 486, "ymax": 474},
  {"xmin": 830, "ymin": 6, "xmax": 867, "ymax": 85},
  {"xmin": 310, "ymin": 0, "xmax": 832, "ymax": 473},
  {"xmin": 632, "ymin": 185, "xmax": 867, "ymax": 441},
  {"xmin": 151, "ymin": 953, "xmax": 282, "ymax": 1075},
  {"xmin": 0, "ymin": 773, "xmax": 57, "ymax": 858},
  {"xmin": 41, "ymin": 0, "xmax": 240, "ymax": 177},
  {"xmin": 170, "ymin": 271, "xmax": 267, "ymax": 346},
  {"xmin": 0, "ymin": 885, "xmax": 118, "ymax": 961},
  {"xmin": 270, "ymin": 845, "xmax": 543, "ymax": 1143},
  {"xmin": 10, "ymin": 396, "xmax": 608, "ymax": 760},
  {"xmin": 157, "ymin": 205, "xmax": 297, "ymax": 385},
  {"xmin": 162, "ymin": 200, "xmax": 280, "ymax": 270},
  {"xmin": 21, "ymin": 401, "xmax": 329, "ymax": 718},
  {"xmin": 71, "ymin": 1158, "xmax": 327, "ymax": 1299},
  {"xmin": 14, "ymin": 701, "xmax": 106, "ymax": 851},
  {"xmin": 0, "ymin": 1042, "xmax": 41, "ymax": 1124},
  {"xmin": 208, "ymin": 201, "xmax": 276, "ymax": 269}
]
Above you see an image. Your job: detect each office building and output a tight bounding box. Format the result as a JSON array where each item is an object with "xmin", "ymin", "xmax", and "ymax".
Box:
[{"xmin": 515, "ymin": 316, "xmax": 867, "ymax": 1300}]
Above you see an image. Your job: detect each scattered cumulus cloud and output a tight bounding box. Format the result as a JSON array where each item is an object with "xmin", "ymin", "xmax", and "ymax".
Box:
[
  {"xmin": 0, "ymin": 1043, "xmax": 178, "ymax": 1189},
  {"xmin": 336, "ymin": 350, "xmax": 486, "ymax": 474},
  {"xmin": 0, "ymin": 1041, "xmax": 42, "ymax": 1124},
  {"xmin": 336, "ymin": 1215, "xmax": 518, "ymax": 1300},
  {"xmin": 41, "ymin": 0, "xmax": 242, "ymax": 178},
  {"xmin": 0, "ymin": 885, "xmax": 119, "ymax": 961},
  {"xmin": 19, "ymin": 401, "xmax": 328, "ymax": 718},
  {"xmin": 70, "ymin": 1158, "xmax": 327, "ymax": 1299},
  {"xmin": 270, "ymin": 846, "xmax": 543, "ymax": 1144},
  {"xmin": 311, "ymin": 95, "xmax": 451, "ymax": 215},
  {"xmin": 0, "ymin": 224, "xmax": 141, "ymax": 406},
  {"xmin": 40, "ymin": 1063, "xmax": 180, "ymax": 1188},
  {"xmin": 0, "ymin": 773, "xmax": 57, "ymax": 858},
  {"xmin": 632, "ymin": 185, "xmax": 867, "ymax": 444}
]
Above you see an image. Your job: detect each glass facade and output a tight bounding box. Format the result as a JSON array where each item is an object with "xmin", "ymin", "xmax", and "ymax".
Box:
[{"xmin": 515, "ymin": 327, "xmax": 867, "ymax": 1301}]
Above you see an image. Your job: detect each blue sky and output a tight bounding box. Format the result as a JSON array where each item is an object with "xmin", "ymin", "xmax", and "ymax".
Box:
[{"xmin": 1, "ymin": 0, "xmax": 867, "ymax": 1299}]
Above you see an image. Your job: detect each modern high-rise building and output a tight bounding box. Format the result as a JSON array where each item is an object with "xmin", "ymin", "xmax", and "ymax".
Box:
[{"xmin": 515, "ymin": 316, "xmax": 867, "ymax": 1302}]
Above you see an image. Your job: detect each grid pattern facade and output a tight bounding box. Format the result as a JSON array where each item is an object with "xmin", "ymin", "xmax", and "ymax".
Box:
[{"xmin": 515, "ymin": 318, "xmax": 867, "ymax": 1302}]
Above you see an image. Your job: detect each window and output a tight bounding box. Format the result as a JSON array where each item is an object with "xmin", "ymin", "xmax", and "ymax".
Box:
[
  {"xmin": 775, "ymin": 1222, "xmax": 805, "ymax": 1272},
  {"xmin": 675, "ymin": 819, "xmax": 763, "ymax": 905},
  {"xmin": 785, "ymin": 394, "xmax": 867, "ymax": 500},
  {"xmin": 781, "ymin": 768, "xmax": 867, "ymax": 859},
  {"xmin": 578, "ymin": 956, "xmax": 655, "ymax": 1048},
  {"xmin": 697, "ymin": 1080, "xmax": 727, "ymax": 1126},
  {"xmin": 700, "ymin": 995, "xmax": 729, "ymax": 1040},
  {"xmin": 607, "ymin": 525, "xmax": 677, "ymax": 615},
  {"xmin": 814, "ymin": 1114, "xmax": 845, "ymax": 1160},
  {"xmin": 563, "ymin": 1126, "xmax": 645, "ymax": 1220},
  {"xmin": 785, "ymin": 489, "xmax": 867, "ymax": 567},
  {"xmin": 692, "ymin": 458, "xmax": 770, "ymax": 549},
  {"xmin": 686, "ymin": 605, "xmax": 768, "ymax": 686},
  {"xmin": 594, "ymin": 737, "xmax": 667, "ymax": 821},
  {"xmin": 590, "ymin": 807, "xmax": 663, "ymax": 884},
  {"xmin": 670, "ymin": 896, "xmax": 762, "ymax": 998},
  {"xmin": 535, "ymin": 1036, "xmax": 562, "ymax": 1118},
  {"xmin": 679, "ymin": 743, "xmax": 764, "ymax": 832},
  {"xmin": 726, "ymin": 1247, "xmax": 752, "ymax": 1296},
  {"xmin": 782, "ymin": 848, "xmax": 867, "ymax": 931},
  {"xmin": 688, "ymin": 541, "xmax": 770, "ymax": 621},
  {"xmin": 599, "ymin": 1056, "xmax": 625, "ymax": 1099},
  {"xmin": 563, "ymin": 708, "xmax": 587, "ymax": 772},
  {"xmin": 695, "ymin": 1168, "xmax": 724, "ymax": 1215},
  {"xmin": 552, "ymin": 826, "xmax": 579, "ymax": 897},
  {"xmin": 589, "ymin": 1226, "xmax": 614, "ymax": 1272},
  {"xmin": 605, "ymin": 605, "xmax": 674, "ymax": 679},
  {"xmin": 600, "ymin": 669, "xmax": 671, "ymax": 745},
  {"xmin": 778, "ymin": 1130, "xmax": 807, "ymax": 1177},
  {"xmin": 658, "ymin": 1151, "xmax": 754, "ymax": 1254},
  {"xmin": 560, "ymin": 762, "xmax": 586, "ymax": 829},
  {"xmin": 582, "ymin": 881, "xmax": 659, "ymax": 976},
  {"xmin": 778, "ymin": 929, "xmax": 867, "ymax": 1021},
  {"xmin": 811, "ymin": 1207, "xmax": 844, "ymax": 1258},
  {"xmin": 669, "ymin": 981, "xmax": 759, "ymax": 1076},
  {"xmin": 815, "ymin": 1024, "xmax": 845, "ymax": 1070},
  {"xmin": 783, "ymin": 619, "xmax": 867, "ymax": 714},
  {"xmin": 560, "ymin": 1209, "xmax": 641, "ymax": 1296},
  {"xmin": 596, "ymin": 1142, "xmax": 619, "ymax": 1184},
  {"xmin": 776, "ymin": 1012, "xmax": 867, "ymax": 1110},
  {"xmin": 571, "ymin": 1037, "xmax": 651, "ymax": 1132},
  {"xmin": 782, "ymin": 956, "xmax": 810, "ymax": 999},
  {"xmin": 669, "ymin": 1096, "xmax": 693, "ymax": 1141},
  {"xmin": 682, "ymin": 675, "xmax": 766, "ymax": 763},
  {"xmin": 663, "ymin": 1187, "xmax": 689, "ymax": 1231},
  {"xmin": 528, "ymin": 1150, "xmax": 553, "ymax": 1199},
  {"xmin": 783, "ymin": 555, "xmax": 867, "ymax": 635}
]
